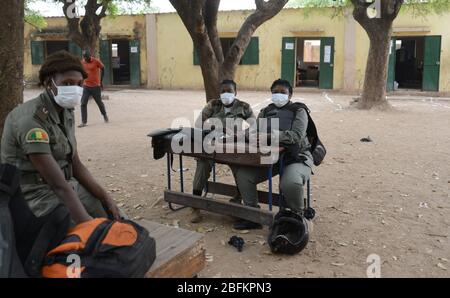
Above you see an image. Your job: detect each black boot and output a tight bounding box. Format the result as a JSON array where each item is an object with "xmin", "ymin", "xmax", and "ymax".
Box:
[{"xmin": 193, "ymin": 189, "xmax": 203, "ymax": 196}]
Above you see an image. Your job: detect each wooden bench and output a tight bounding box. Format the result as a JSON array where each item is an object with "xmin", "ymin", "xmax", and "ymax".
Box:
[{"xmin": 139, "ymin": 219, "xmax": 206, "ymax": 278}]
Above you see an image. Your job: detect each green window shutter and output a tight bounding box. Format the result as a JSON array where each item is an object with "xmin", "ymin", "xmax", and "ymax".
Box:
[
  {"xmin": 281, "ymin": 37, "xmax": 296, "ymax": 87},
  {"xmin": 69, "ymin": 41, "xmax": 82, "ymax": 58},
  {"xmin": 423, "ymin": 36, "xmax": 441, "ymax": 92},
  {"xmin": 319, "ymin": 37, "xmax": 334, "ymax": 89},
  {"xmin": 31, "ymin": 40, "xmax": 44, "ymax": 65},
  {"xmin": 99, "ymin": 40, "xmax": 111, "ymax": 86},
  {"xmin": 193, "ymin": 47, "xmax": 200, "ymax": 65},
  {"xmin": 241, "ymin": 37, "xmax": 259, "ymax": 65},
  {"xmin": 130, "ymin": 39, "xmax": 141, "ymax": 87},
  {"xmin": 386, "ymin": 38, "xmax": 396, "ymax": 92}
]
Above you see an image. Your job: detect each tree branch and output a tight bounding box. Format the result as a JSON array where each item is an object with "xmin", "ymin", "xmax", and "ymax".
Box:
[
  {"xmin": 169, "ymin": 0, "xmax": 196, "ymax": 34},
  {"xmin": 204, "ymin": 0, "xmax": 223, "ymax": 64},
  {"xmin": 61, "ymin": 0, "xmax": 84, "ymax": 46},
  {"xmin": 222, "ymin": 0, "xmax": 288, "ymax": 77},
  {"xmin": 98, "ymin": 0, "xmax": 112, "ymax": 18}
]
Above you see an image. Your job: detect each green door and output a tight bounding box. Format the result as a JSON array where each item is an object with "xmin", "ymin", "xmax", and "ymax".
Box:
[
  {"xmin": 386, "ymin": 38, "xmax": 396, "ymax": 92},
  {"xmin": 319, "ymin": 37, "xmax": 334, "ymax": 89},
  {"xmin": 130, "ymin": 40, "xmax": 141, "ymax": 88},
  {"xmin": 99, "ymin": 40, "xmax": 111, "ymax": 86},
  {"xmin": 423, "ymin": 36, "xmax": 441, "ymax": 91},
  {"xmin": 281, "ymin": 37, "xmax": 296, "ymax": 87}
]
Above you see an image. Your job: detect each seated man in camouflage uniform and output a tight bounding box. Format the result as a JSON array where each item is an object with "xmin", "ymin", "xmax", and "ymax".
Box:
[{"xmin": 191, "ymin": 80, "xmax": 255, "ymax": 223}]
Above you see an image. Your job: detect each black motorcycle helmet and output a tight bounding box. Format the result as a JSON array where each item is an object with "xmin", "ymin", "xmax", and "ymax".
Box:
[{"xmin": 268, "ymin": 209, "xmax": 309, "ymax": 255}]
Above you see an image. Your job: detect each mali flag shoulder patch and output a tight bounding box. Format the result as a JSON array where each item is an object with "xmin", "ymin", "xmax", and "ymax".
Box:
[{"xmin": 25, "ymin": 128, "xmax": 50, "ymax": 143}]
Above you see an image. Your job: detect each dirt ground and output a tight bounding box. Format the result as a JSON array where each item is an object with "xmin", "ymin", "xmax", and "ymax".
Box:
[{"xmin": 24, "ymin": 88, "xmax": 450, "ymax": 277}]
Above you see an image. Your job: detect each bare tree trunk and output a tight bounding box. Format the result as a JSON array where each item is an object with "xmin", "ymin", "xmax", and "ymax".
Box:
[
  {"xmin": 359, "ymin": 23, "xmax": 392, "ymax": 109},
  {"xmin": 170, "ymin": 0, "xmax": 288, "ymax": 102},
  {"xmin": 351, "ymin": 0, "xmax": 404, "ymax": 110},
  {"xmin": 62, "ymin": 0, "xmax": 110, "ymax": 53},
  {"xmin": 0, "ymin": 0, "xmax": 24, "ymax": 140}
]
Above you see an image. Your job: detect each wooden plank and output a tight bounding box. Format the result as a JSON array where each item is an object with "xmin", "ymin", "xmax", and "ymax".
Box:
[
  {"xmin": 139, "ymin": 220, "xmax": 206, "ymax": 278},
  {"xmin": 164, "ymin": 190, "xmax": 274, "ymax": 226},
  {"xmin": 206, "ymin": 181, "xmax": 282, "ymax": 207}
]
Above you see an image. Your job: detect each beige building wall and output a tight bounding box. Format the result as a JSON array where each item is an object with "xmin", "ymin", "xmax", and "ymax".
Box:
[
  {"xmin": 24, "ymin": 15, "xmax": 148, "ymax": 86},
  {"xmin": 154, "ymin": 8, "xmax": 346, "ymax": 91}
]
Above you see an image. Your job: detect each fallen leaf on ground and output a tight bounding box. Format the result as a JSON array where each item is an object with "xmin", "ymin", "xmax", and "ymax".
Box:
[
  {"xmin": 331, "ymin": 263, "xmax": 345, "ymax": 267},
  {"xmin": 437, "ymin": 263, "xmax": 447, "ymax": 270}
]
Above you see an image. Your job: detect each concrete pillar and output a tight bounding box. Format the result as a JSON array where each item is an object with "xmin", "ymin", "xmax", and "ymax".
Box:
[
  {"xmin": 146, "ymin": 14, "xmax": 159, "ymax": 89},
  {"xmin": 343, "ymin": 8, "xmax": 356, "ymax": 92}
]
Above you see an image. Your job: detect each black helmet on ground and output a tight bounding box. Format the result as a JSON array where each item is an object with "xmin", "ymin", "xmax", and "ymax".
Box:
[{"xmin": 268, "ymin": 209, "xmax": 309, "ymax": 255}]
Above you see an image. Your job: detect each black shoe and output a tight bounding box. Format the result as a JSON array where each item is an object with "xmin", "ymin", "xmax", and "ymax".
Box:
[
  {"xmin": 233, "ymin": 219, "xmax": 263, "ymax": 230},
  {"xmin": 78, "ymin": 123, "xmax": 87, "ymax": 128},
  {"xmin": 193, "ymin": 189, "xmax": 203, "ymax": 197}
]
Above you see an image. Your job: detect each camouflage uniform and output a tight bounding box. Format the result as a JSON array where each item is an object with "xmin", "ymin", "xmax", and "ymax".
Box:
[
  {"xmin": 1, "ymin": 91, "xmax": 107, "ymax": 218},
  {"xmin": 193, "ymin": 98, "xmax": 255, "ymax": 193},
  {"xmin": 234, "ymin": 101, "xmax": 313, "ymax": 213}
]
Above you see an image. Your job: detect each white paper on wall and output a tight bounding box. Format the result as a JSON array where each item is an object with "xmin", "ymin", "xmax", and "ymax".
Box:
[
  {"xmin": 285, "ymin": 43, "xmax": 294, "ymax": 50},
  {"xmin": 324, "ymin": 45, "xmax": 331, "ymax": 63}
]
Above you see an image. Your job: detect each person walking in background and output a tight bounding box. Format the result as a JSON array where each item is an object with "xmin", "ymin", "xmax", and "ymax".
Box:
[{"xmin": 79, "ymin": 49, "xmax": 109, "ymax": 128}]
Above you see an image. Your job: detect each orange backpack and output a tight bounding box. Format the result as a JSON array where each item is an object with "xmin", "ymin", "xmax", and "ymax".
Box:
[{"xmin": 42, "ymin": 218, "xmax": 156, "ymax": 278}]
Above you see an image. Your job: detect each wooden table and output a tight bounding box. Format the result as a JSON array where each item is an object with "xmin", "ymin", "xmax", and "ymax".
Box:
[{"xmin": 149, "ymin": 130, "xmax": 312, "ymax": 227}]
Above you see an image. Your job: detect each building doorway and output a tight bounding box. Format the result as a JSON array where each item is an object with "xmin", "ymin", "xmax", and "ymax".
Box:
[
  {"xmin": 295, "ymin": 38, "xmax": 321, "ymax": 88},
  {"xmin": 394, "ymin": 37, "xmax": 425, "ymax": 89},
  {"xmin": 111, "ymin": 39, "xmax": 131, "ymax": 85}
]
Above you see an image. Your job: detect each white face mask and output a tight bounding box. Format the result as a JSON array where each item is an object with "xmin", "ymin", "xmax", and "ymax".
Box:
[
  {"xmin": 51, "ymin": 79, "xmax": 83, "ymax": 109},
  {"xmin": 271, "ymin": 93, "xmax": 290, "ymax": 108},
  {"xmin": 220, "ymin": 92, "xmax": 235, "ymax": 106}
]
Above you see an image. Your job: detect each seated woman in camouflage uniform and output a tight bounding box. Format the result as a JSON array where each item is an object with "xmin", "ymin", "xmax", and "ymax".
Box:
[
  {"xmin": 233, "ymin": 79, "xmax": 313, "ymax": 230},
  {"xmin": 1, "ymin": 51, "xmax": 120, "ymax": 224}
]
